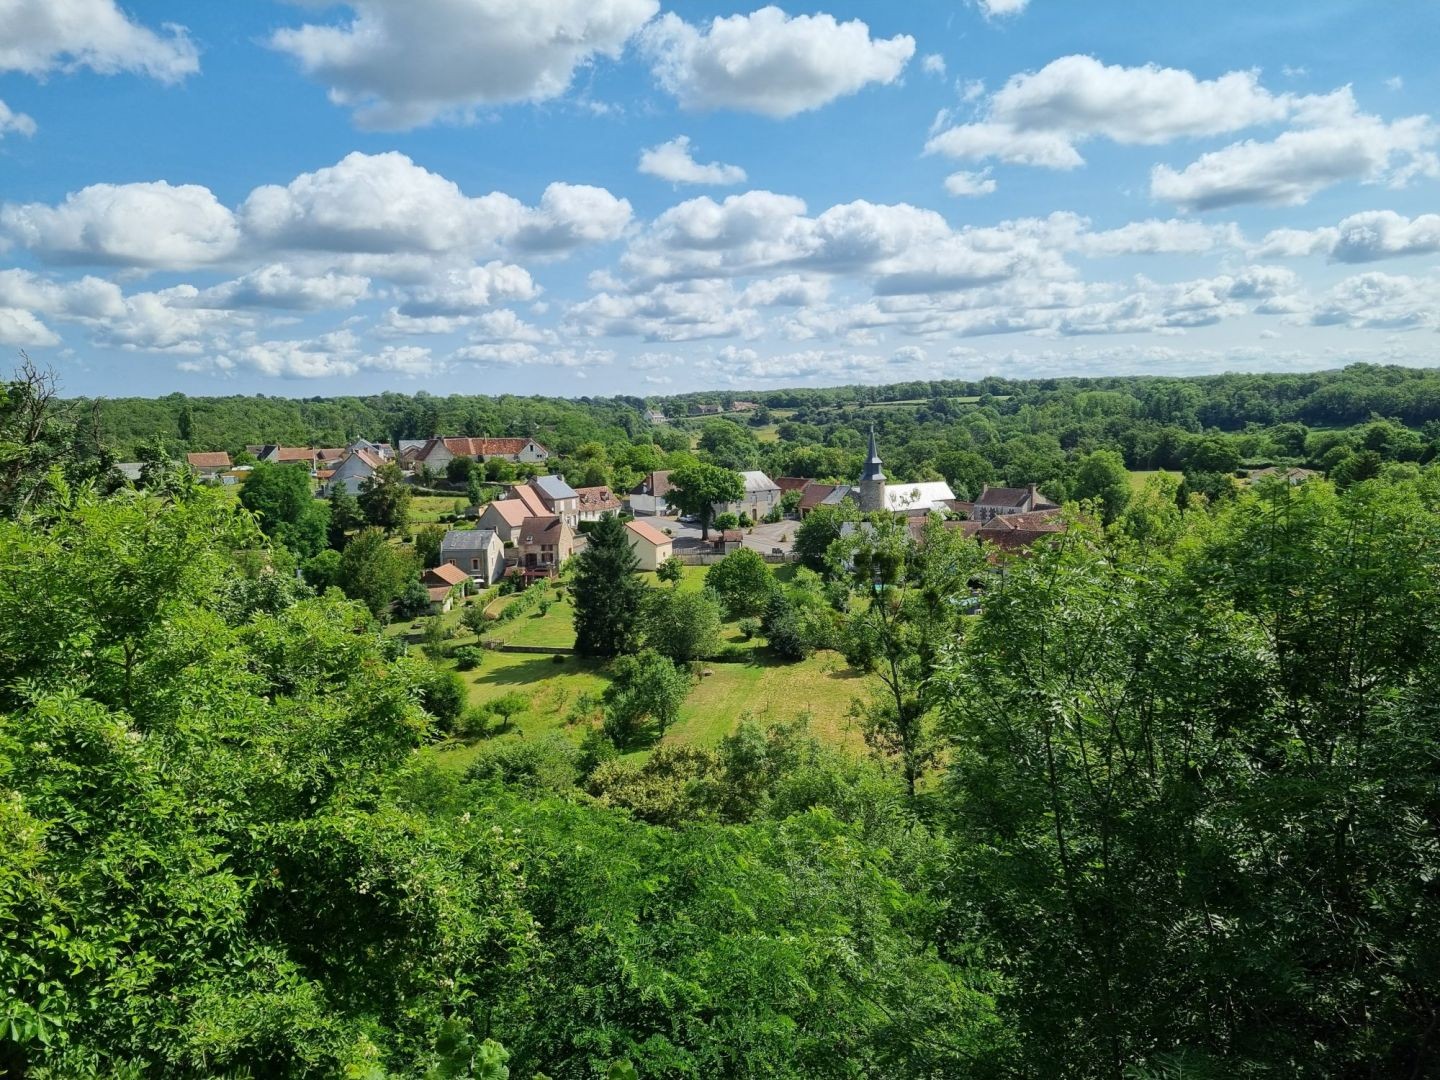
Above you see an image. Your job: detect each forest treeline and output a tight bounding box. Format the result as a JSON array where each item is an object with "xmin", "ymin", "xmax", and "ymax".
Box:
[
  {"xmin": 85, "ymin": 363, "xmax": 1440, "ymax": 508},
  {"xmin": 3, "ymin": 363, "xmax": 1440, "ymax": 1077}
]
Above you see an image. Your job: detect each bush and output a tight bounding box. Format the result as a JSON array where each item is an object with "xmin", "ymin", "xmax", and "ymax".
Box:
[
  {"xmin": 738, "ymin": 617, "xmax": 760, "ymax": 641},
  {"xmin": 455, "ymin": 706, "xmax": 493, "ymax": 739},
  {"xmin": 453, "ymin": 646, "xmax": 483, "ymax": 671},
  {"xmin": 551, "ymin": 653, "xmax": 566, "ymax": 664},
  {"xmin": 420, "ymin": 667, "xmax": 467, "ymax": 731},
  {"xmin": 713, "ymin": 512, "xmax": 741, "ymax": 530},
  {"xmin": 463, "ymin": 735, "xmax": 576, "ymax": 793}
]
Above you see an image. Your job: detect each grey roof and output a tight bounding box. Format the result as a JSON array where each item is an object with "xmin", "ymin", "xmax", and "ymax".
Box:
[
  {"xmin": 397, "ymin": 439, "xmax": 426, "ymax": 452},
  {"xmin": 440, "ymin": 528, "xmax": 499, "ymax": 554},
  {"xmin": 532, "ymin": 474, "xmax": 579, "ymax": 501},
  {"xmin": 739, "ymin": 470, "xmax": 779, "ymax": 493}
]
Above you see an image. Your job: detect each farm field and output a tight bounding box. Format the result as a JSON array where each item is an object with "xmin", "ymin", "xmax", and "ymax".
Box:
[{"xmin": 1127, "ymin": 469, "xmax": 1179, "ymax": 492}]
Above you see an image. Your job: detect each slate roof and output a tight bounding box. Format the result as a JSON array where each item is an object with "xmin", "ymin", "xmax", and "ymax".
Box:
[
  {"xmin": 532, "ymin": 474, "xmax": 579, "ymax": 502},
  {"xmin": 439, "ymin": 528, "xmax": 499, "ymax": 555},
  {"xmin": 738, "ymin": 470, "xmax": 779, "ymax": 494}
]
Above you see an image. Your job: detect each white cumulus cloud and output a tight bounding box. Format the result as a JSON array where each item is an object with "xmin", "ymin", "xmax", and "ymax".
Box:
[
  {"xmin": 927, "ymin": 56, "xmax": 1290, "ymax": 168},
  {"xmin": 641, "ymin": 6, "xmax": 914, "ymax": 118},
  {"xmin": 1151, "ymin": 90, "xmax": 1438, "ymax": 209},
  {"xmin": 944, "ymin": 170, "xmax": 997, "ymax": 197},
  {"xmin": 639, "ymin": 136, "xmax": 747, "ymax": 185},
  {"xmin": 0, "ymin": 0, "xmax": 198, "ymax": 81},
  {"xmin": 1, "ymin": 181, "xmax": 241, "ymax": 268},
  {"xmin": 269, "ymin": 0, "xmax": 659, "ymax": 129}
]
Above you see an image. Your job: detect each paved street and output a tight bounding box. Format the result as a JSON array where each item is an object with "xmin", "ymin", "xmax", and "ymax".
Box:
[{"xmin": 639, "ymin": 514, "xmax": 797, "ymax": 556}]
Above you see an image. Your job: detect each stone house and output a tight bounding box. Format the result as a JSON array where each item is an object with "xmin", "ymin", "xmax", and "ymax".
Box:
[
  {"xmin": 628, "ymin": 470, "xmax": 674, "ymax": 516},
  {"xmin": 517, "ymin": 515, "xmax": 575, "ymax": 579},
  {"xmin": 422, "ymin": 562, "xmax": 471, "ymax": 613},
  {"xmin": 529, "ymin": 475, "xmax": 580, "ymax": 528},
  {"xmin": 438, "ymin": 528, "xmax": 505, "ymax": 585},
  {"xmin": 413, "ymin": 436, "xmax": 550, "ymax": 473},
  {"xmin": 714, "ymin": 471, "xmax": 780, "ymax": 521},
  {"xmin": 972, "ymin": 485, "xmax": 1059, "ymax": 523},
  {"xmin": 475, "ymin": 498, "xmax": 528, "ymax": 543}
]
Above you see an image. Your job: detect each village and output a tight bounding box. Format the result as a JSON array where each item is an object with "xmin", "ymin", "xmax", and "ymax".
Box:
[{"xmin": 169, "ymin": 427, "xmax": 1069, "ymax": 616}]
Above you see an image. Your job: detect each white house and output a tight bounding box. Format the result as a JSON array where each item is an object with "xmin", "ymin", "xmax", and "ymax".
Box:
[
  {"xmin": 438, "ymin": 528, "xmax": 505, "ymax": 584},
  {"xmin": 414, "ymin": 436, "xmax": 550, "ymax": 473},
  {"xmin": 625, "ymin": 519, "xmax": 673, "ymax": 572},
  {"xmin": 629, "ymin": 470, "xmax": 674, "ymax": 516},
  {"xmin": 324, "ymin": 448, "xmax": 385, "ymax": 495},
  {"xmin": 714, "ymin": 471, "xmax": 781, "ymax": 521}
]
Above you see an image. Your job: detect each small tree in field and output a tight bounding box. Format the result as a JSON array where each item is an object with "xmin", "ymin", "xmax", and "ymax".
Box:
[
  {"xmin": 656, "ymin": 556, "xmax": 685, "ymax": 587},
  {"xmin": 706, "ymin": 547, "xmax": 777, "ymax": 619}
]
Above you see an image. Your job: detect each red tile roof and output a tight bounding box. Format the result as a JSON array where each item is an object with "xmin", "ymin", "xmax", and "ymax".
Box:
[
  {"xmin": 798, "ymin": 482, "xmax": 839, "ymax": 511},
  {"xmin": 626, "ymin": 519, "xmax": 670, "ymax": 546},
  {"xmin": 272, "ymin": 447, "xmax": 318, "ymax": 463},
  {"xmin": 437, "ymin": 437, "xmax": 547, "ymax": 457},
  {"xmin": 482, "ymin": 499, "xmax": 528, "ymax": 527},
  {"xmin": 186, "ymin": 451, "xmax": 231, "ymax": 469},
  {"xmin": 775, "ymin": 476, "xmax": 811, "ymax": 494},
  {"xmin": 424, "ymin": 563, "xmax": 471, "ymax": 587},
  {"xmin": 509, "ymin": 484, "xmax": 548, "ymax": 516}
]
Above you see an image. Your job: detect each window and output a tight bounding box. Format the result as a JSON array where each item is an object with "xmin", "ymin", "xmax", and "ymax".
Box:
[{"xmin": 471, "ymin": 558, "xmax": 479, "ymax": 569}]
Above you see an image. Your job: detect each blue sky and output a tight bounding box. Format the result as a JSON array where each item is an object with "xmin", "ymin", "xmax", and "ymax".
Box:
[{"xmin": 1, "ymin": 0, "xmax": 1438, "ymax": 397}]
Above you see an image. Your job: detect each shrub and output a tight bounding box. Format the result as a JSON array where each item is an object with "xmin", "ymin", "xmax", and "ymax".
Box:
[
  {"xmin": 551, "ymin": 653, "xmax": 566, "ymax": 664},
  {"xmin": 456, "ymin": 706, "xmax": 493, "ymax": 739},
  {"xmin": 453, "ymin": 646, "xmax": 483, "ymax": 671},
  {"xmin": 738, "ymin": 617, "xmax": 760, "ymax": 641},
  {"xmin": 420, "ymin": 667, "xmax": 467, "ymax": 732}
]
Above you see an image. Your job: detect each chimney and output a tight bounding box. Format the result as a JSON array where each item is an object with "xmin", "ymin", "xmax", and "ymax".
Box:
[{"xmin": 1027, "ymin": 484, "xmax": 1038, "ymax": 506}]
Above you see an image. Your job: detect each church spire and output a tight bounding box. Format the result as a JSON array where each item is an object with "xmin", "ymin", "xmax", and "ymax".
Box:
[{"xmin": 860, "ymin": 425, "xmax": 885, "ymax": 482}]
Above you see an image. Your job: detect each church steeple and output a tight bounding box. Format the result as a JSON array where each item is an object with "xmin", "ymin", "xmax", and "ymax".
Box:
[
  {"xmin": 858, "ymin": 426, "xmax": 886, "ymax": 511},
  {"xmin": 860, "ymin": 426, "xmax": 885, "ymax": 481}
]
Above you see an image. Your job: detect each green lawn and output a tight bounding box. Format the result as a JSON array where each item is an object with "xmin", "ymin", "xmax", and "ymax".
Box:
[{"xmin": 1128, "ymin": 469, "xmax": 1179, "ymax": 492}]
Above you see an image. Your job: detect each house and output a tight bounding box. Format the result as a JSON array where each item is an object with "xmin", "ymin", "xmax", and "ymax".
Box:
[
  {"xmin": 422, "ymin": 562, "xmax": 471, "ymax": 613},
  {"xmin": 713, "ymin": 529, "xmax": 745, "ymax": 554},
  {"xmin": 972, "ymin": 484, "xmax": 1059, "ymax": 523},
  {"xmin": 645, "ymin": 409, "xmax": 669, "ymax": 425},
  {"xmin": 314, "ymin": 448, "xmax": 347, "ymax": 465},
  {"xmin": 413, "ymin": 436, "xmax": 550, "ymax": 473},
  {"xmin": 347, "ymin": 437, "xmax": 392, "ymax": 459},
  {"xmin": 1245, "ymin": 467, "xmax": 1319, "ymax": 485},
  {"xmin": 714, "ymin": 470, "xmax": 781, "ymax": 521},
  {"xmin": 186, "ymin": 451, "xmax": 232, "ymax": 477},
  {"xmin": 690, "ymin": 403, "xmax": 723, "ymax": 416},
  {"xmin": 438, "ymin": 528, "xmax": 505, "ymax": 585},
  {"xmin": 625, "ymin": 518, "xmax": 673, "ymax": 571},
  {"xmin": 251, "ymin": 446, "xmax": 320, "ymax": 467},
  {"xmin": 530, "ymin": 474, "xmax": 580, "ymax": 528},
  {"xmin": 629, "ymin": 470, "xmax": 674, "ymax": 516},
  {"xmin": 976, "ymin": 508, "xmax": 1067, "ymax": 552},
  {"xmin": 575, "ymin": 485, "xmax": 622, "ymax": 522},
  {"xmin": 797, "ymin": 482, "xmax": 842, "ymax": 517},
  {"xmin": 517, "ymin": 515, "xmax": 575, "ymax": 579},
  {"xmin": 476, "ymin": 498, "xmax": 528, "ymax": 543},
  {"xmin": 729, "ymin": 400, "xmax": 760, "ymax": 412},
  {"xmin": 505, "ymin": 482, "xmax": 550, "ymax": 518},
  {"xmin": 324, "ymin": 448, "xmax": 385, "ymax": 495}
]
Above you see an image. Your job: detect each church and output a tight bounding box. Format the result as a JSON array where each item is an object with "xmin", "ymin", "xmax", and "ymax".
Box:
[{"xmin": 799, "ymin": 429, "xmax": 957, "ymax": 516}]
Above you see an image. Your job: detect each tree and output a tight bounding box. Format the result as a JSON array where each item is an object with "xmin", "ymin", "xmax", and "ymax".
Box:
[
  {"xmin": 359, "ymin": 461, "xmax": 413, "ymax": 533},
  {"xmin": 841, "ymin": 518, "xmax": 985, "ymax": 797},
  {"xmin": 1071, "ymin": 449, "xmax": 1131, "ymax": 524},
  {"xmin": 667, "ymin": 463, "xmax": 744, "ymax": 539},
  {"xmin": 655, "ymin": 555, "xmax": 684, "ymax": 587},
  {"xmin": 239, "ymin": 461, "xmax": 329, "ymax": 557},
  {"xmin": 338, "ymin": 527, "xmax": 417, "ymax": 619},
  {"xmin": 705, "ymin": 547, "xmax": 777, "ymax": 619},
  {"xmin": 644, "ymin": 587, "xmax": 723, "ymax": 662},
  {"xmin": 601, "ymin": 650, "xmax": 692, "ymax": 748},
  {"xmin": 414, "ymin": 523, "xmax": 446, "ymax": 569},
  {"xmin": 697, "ymin": 419, "xmax": 760, "ymax": 471},
  {"xmin": 396, "ymin": 576, "xmax": 433, "ymax": 619},
  {"xmin": 467, "ymin": 470, "xmax": 486, "ymax": 507},
  {"xmin": 0, "ymin": 356, "xmax": 110, "ymax": 519},
  {"xmin": 572, "ymin": 513, "xmax": 647, "ymax": 657},
  {"xmin": 327, "ymin": 484, "xmax": 364, "ymax": 549},
  {"xmin": 794, "ymin": 503, "xmax": 850, "ymax": 573}
]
